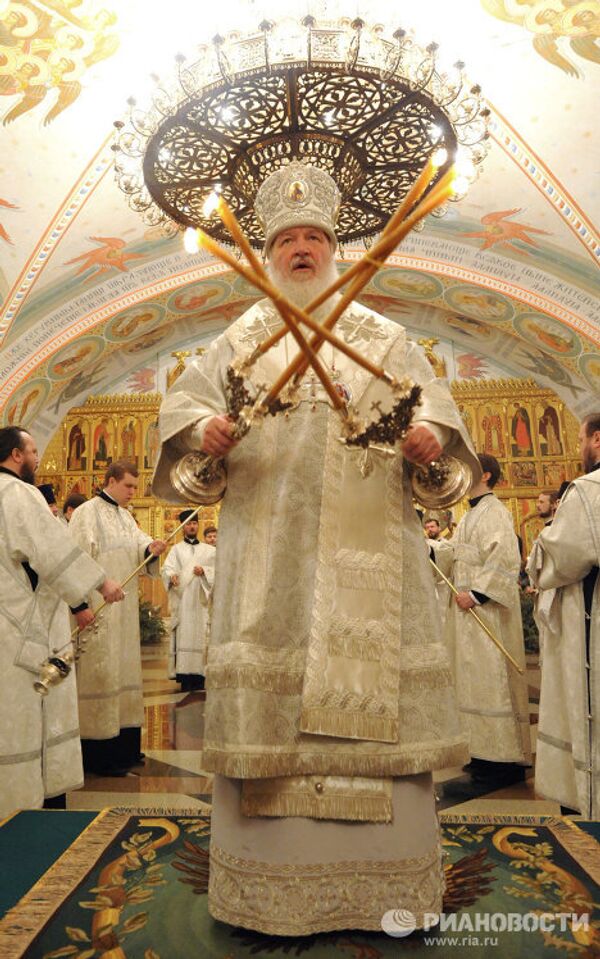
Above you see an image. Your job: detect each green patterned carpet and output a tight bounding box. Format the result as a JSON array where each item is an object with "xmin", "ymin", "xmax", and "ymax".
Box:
[{"xmin": 0, "ymin": 811, "xmax": 598, "ymax": 958}]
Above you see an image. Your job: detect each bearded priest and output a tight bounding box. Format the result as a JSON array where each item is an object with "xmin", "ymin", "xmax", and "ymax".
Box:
[
  {"xmin": 527, "ymin": 412, "xmax": 600, "ymax": 818},
  {"xmin": 153, "ymin": 161, "xmax": 481, "ymax": 936}
]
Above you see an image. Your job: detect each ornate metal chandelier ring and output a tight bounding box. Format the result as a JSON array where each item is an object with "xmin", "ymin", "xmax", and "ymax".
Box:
[{"xmin": 114, "ymin": 16, "xmax": 489, "ymax": 241}]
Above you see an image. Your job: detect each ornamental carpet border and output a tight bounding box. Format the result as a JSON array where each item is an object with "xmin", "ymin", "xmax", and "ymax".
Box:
[{"xmin": 0, "ymin": 810, "xmax": 598, "ymax": 958}]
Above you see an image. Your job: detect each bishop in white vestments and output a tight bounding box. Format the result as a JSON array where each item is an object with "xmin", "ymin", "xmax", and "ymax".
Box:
[
  {"xmin": 527, "ymin": 413, "xmax": 600, "ymax": 817},
  {"xmin": 153, "ymin": 162, "xmax": 481, "ymax": 935},
  {"xmin": 162, "ymin": 510, "xmax": 216, "ymax": 690},
  {"xmin": 0, "ymin": 427, "xmax": 123, "ymax": 817}
]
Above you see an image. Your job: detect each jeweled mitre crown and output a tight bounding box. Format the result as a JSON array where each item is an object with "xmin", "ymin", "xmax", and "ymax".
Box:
[{"xmin": 254, "ymin": 160, "xmax": 341, "ymax": 253}]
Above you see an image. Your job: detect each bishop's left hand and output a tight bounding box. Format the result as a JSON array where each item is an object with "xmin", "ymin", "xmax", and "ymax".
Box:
[
  {"xmin": 149, "ymin": 539, "xmax": 167, "ymax": 556},
  {"xmin": 401, "ymin": 425, "xmax": 442, "ymax": 466}
]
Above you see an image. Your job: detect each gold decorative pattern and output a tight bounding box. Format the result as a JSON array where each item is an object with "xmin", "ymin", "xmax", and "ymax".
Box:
[{"xmin": 208, "ymin": 840, "xmax": 443, "ymax": 935}]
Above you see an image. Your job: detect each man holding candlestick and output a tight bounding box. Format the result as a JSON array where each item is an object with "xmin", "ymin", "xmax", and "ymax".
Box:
[{"xmin": 154, "ymin": 160, "xmax": 480, "ymax": 936}]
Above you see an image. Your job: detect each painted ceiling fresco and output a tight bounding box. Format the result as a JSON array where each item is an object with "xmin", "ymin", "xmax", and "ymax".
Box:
[{"xmin": 0, "ymin": 0, "xmax": 598, "ymax": 450}]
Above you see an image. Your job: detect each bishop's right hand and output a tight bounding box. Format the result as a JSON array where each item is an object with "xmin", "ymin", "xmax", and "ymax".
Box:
[
  {"xmin": 202, "ymin": 415, "xmax": 239, "ymax": 457},
  {"xmin": 99, "ymin": 578, "xmax": 125, "ymax": 603}
]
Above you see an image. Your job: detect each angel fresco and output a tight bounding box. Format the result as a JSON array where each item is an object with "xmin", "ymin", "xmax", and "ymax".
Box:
[
  {"xmin": 64, "ymin": 237, "xmax": 144, "ymax": 280},
  {"xmin": 481, "ymin": 0, "xmax": 600, "ymax": 79},
  {"xmin": 1, "ymin": 1, "xmax": 119, "ymax": 125},
  {"xmin": 461, "ymin": 209, "xmax": 550, "ymax": 252},
  {"xmin": 456, "ymin": 353, "xmax": 489, "ymax": 379},
  {"xmin": 515, "ymin": 347, "xmax": 586, "ymax": 398}
]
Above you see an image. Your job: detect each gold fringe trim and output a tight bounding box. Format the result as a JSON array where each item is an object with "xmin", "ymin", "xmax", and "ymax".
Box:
[
  {"xmin": 240, "ymin": 776, "xmax": 393, "ymax": 822},
  {"xmin": 208, "ymin": 659, "xmax": 453, "ymax": 693},
  {"xmin": 201, "ymin": 740, "xmax": 470, "ymax": 779},
  {"xmin": 300, "ymin": 706, "xmax": 398, "ymax": 743},
  {"xmin": 548, "ymin": 818, "xmax": 600, "ymax": 886},
  {"xmin": 109, "ymin": 805, "xmax": 211, "ymax": 816},
  {"xmin": 240, "ymin": 792, "xmax": 393, "ymax": 822},
  {"xmin": 0, "ymin": 809, "xmax": 129, "ymax": 959},
  {"xmin": 439, "ymin": 813, "xmax": 560, "ymax": 824},
  {"xmin": 207, "ymin": 663, "xmax": 304, "ymax": 695}
]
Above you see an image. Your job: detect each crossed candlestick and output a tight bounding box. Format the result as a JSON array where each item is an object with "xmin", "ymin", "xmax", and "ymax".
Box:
[{"xmin": 190, "ymin": 149, "xmax": 457, "ymax": 419}]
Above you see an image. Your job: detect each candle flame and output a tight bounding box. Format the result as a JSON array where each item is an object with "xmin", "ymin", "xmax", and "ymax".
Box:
[
  {"xmin": 450, "ymin": 174, "xmax": 469, "ymax": 196},
  {"xmin": 203, "ymin": 192, "xmax": 221, "ymax": 217},
  {"xmin": 183, "ymin": 227, "xmax": 200, "ymax": 253},
  {"xmin": 431, "ymin": 147, "xmax": 448, "ymax": 168}
]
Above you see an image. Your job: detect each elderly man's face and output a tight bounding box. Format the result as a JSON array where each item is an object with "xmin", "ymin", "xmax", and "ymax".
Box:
[{"xmin": 270, "ymin": 226, "xmax": 332, "ymax": 282}]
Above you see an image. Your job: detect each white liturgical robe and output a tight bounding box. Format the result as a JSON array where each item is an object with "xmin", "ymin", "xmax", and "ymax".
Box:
[
  {"xmin": 153, "ymin": 298, "xmax": 481, "ymax": 934},
  {"xmin": 527, "ymin": 468, "xmax": 600, "ymax": 817},
  {"xmin": 0, "ymin": 470, "xmax": 104, "ymax": 817},
  {"xmin": 427, "ymin": 537, "xmax": 453, "ymax": 631},
  {"xmin": 162, "ymin": 539, "xmax": 215, "ymax": 677},
  {"xmin": 445, "ymin": 494, "xmax": 531, "ymax": 765},
  {"xmin": 68, "ymin": 494, "xmax": 153, "ymax": 740}
]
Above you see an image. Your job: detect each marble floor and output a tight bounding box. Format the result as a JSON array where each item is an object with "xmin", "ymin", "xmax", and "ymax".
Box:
[{"xmin": 67, "ymin": 644, "xmax": 560, "ymax": 818}]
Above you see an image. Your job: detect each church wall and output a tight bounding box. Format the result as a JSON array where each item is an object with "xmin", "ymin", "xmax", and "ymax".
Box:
[{"xmin": 38, "ymin": 371, "xmax": 583, "ymax": 568}]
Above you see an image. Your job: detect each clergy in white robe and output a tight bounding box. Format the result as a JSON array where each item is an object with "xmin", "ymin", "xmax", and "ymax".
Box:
[
  {"xmin": 424, "ymin": 519, "xmax": 454, "ymax": 630},
  {"xmin": 527, "ymin": 413, "xmax": 600, "ymax": 817},
  {"xmin": 162, "ymin": 510, "xmax": 215, "ymax": 689},
  {"xmin": 68, "ymin": 460, "xmax": 165, "ymax": 773},
  {"xmin": 0, "ymin": 426, "xmax": 123, "ymax": 817},
  {"xmin": 153, "ymin": 162, "xmax": 482, "ymax": 935},
  {"xmin": 445, "ymin": 454, "xmax": 531, "ymax": 795}
]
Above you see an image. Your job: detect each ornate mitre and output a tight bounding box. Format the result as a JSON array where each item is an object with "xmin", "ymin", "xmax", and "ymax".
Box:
[{"xmin": 254, "ymin": 160, "xmax": 341, "ymax": 253}]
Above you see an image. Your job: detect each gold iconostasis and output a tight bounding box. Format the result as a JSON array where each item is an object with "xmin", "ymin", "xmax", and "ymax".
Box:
[{"xmin": 38, "ymin": 372, "xmax": 582, "ymax": 583}]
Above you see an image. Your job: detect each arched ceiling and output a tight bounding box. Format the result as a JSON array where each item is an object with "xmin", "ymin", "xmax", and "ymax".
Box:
[{"xmin": 0, "ymin": 0, "xmax": 598, "ymax": 451}]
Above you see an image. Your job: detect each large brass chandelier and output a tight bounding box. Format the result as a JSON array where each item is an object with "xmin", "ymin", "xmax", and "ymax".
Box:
[{"xmin": 113, "ymin": 14, "xmax": 490, "ymax": 246}]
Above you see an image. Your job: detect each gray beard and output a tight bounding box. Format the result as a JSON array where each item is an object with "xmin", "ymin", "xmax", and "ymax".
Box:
[{"xmin": 266, "ymin": 260, "xmax": 342, "ymax": 322}]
